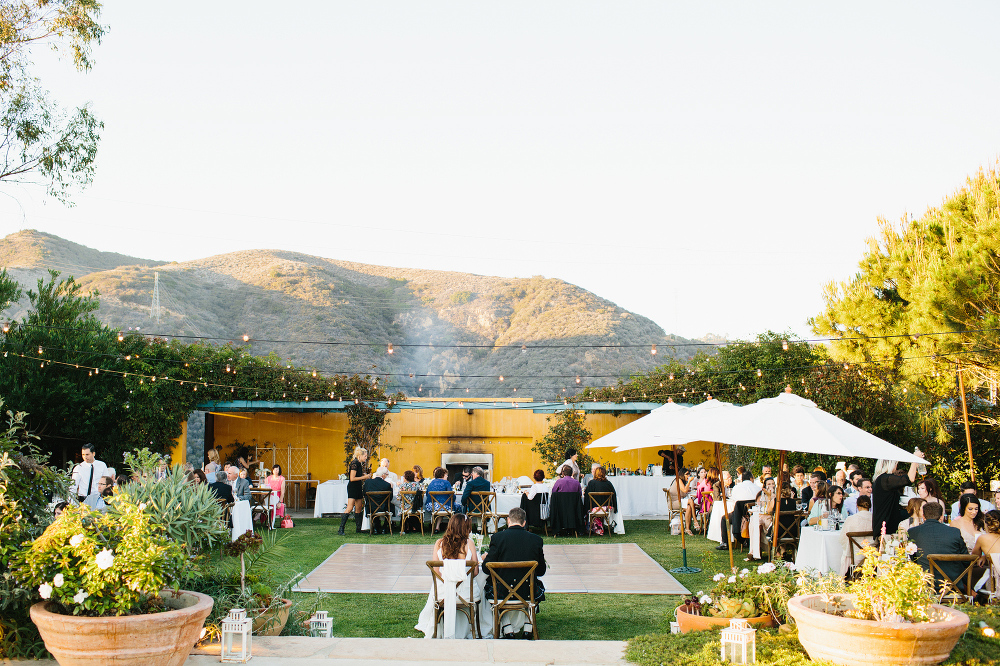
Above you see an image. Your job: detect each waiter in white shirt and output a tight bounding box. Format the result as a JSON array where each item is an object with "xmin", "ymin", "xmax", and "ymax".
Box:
[{"xmin": 71, "ymin": 444, "xmax": 108, "ymax": 502}]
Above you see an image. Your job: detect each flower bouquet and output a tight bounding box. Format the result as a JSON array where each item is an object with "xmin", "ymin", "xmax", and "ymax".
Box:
[{"xmin": 699, "ymin": 561, "xmax": 800, "ymax": 624}]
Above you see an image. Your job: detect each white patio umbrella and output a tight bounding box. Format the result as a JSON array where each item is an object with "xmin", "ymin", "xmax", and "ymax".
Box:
[
  {"xmin": 585, "ymin": 400, "xmax": 689, "ymax": 449},
  {"xmin": 612, "ymin": 398, "xmax": 738, "ymax": 453}
]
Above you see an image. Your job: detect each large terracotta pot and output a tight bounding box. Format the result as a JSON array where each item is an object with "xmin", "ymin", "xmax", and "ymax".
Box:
[
  {"xmin": 675, "ymin": 607, "xmax": 775, "ymax": 634},
  {"xmin": 252, "ymin": 598, "xmax": 292, "ymax": 636},
  {"xmin": 787, "ymin": 594, "xmax": 969, "ymax": 666},
  {"xmin": 30, "ymin": 589, "xmax": 213, "ymax": 666}
]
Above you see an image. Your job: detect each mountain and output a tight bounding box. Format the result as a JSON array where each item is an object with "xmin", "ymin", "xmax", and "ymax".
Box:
[{"xmin": 0, "ymin": 230, "xmax": 707, "ymax": 398}]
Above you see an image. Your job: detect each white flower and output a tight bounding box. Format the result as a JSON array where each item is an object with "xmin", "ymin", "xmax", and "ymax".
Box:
[
  {"xmin": 905, "ymin": 542, "xmax": 918, "ymax": 555},
  {"xmin": 796, "ymin": 577, "xmax": 807, "ymax": 586},
  {"xmin": 73, "ymin": 590, "xmax": 89, "ymax": 604},
  {"xmin": 138, "ymin": 503, "xmax": 147, "ymax": 511},
  {"xmin": 784, "ymin": 561, "xmax": 796, "ymax": 570},
  {"xmin": 699, "ymin": 595, "xmax": 712, "ymax": 604},
  {"xmin": 53, "ymin": 573, "xmax": 64, "ymax": 587},
  {"xmin": 696, "ymin": 590, "xmax": 704, "ymax": 596},
  {"xmin": 95, "ymin": 548, "xmax": 114, "ymax": 570},
  {"xmin": 757, "ymin": 562, "xmax": 776, "ymax": 574},
  {"xmin": 38, "ymin": 583, "xmax": 52, "ymax": 599},
  {"xmin": 69, "ymin": 534, "xmax": 84, "ymax": 547},
  {"xmin": 728, "ymin": 576, "xmax": 737, "ymax": 583},
  {"xmin": 713, "ymin": 573, "xmax": 725, "ymax": 582},
  {"xmin": 740, "ymin": 568, "xmax": 750, "ymax": 575}
]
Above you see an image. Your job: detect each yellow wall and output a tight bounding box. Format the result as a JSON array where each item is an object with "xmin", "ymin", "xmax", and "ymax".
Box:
[
  {"xmin": 209, "ymin": 406, "xmax": 718, "ymax": 481},
  {"xmin": 168, "ymin": 421, "xmax": 187, "ymax": 467}
]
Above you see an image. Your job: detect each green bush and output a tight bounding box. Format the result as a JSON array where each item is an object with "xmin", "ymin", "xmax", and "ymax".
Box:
[{"xmin": 450, "ymin": 291, "xmax": 474, "ymax": 305}]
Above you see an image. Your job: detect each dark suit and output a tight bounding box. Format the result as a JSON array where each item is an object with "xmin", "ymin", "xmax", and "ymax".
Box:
[
  {"xmin": 233, "ymin": 477, "xmax": 251, "ymax": 502},
  {"xmin": 908, "ymin": 520, "xmax": 969, "ymax": 583},
  {"xmin": 208, "ymin": 481, "xmax": 234, "ymax": 504},
  {"xmin": 483, "ymin": 525, "xmax": 546, "ymax": 602},
  {"xmin": 364, "ymin": 477, "xmax": 393, "ymax": 534},
  {"xmin": 461, "ymin": 475, "xmax": 491, "ymax": 511}
]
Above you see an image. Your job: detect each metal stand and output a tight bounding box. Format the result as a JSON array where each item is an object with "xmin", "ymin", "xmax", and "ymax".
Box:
[{"xmin": 669, "ymin": 447, "xmax": 701, "ymax": 574}]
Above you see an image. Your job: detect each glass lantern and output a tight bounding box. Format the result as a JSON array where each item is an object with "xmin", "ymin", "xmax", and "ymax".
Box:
[
  {"xmin": 221, "ymin": 608, "xmax": 252, "ymax": 663},
  {"xmin": 309, "ymin": 610, "xmax": 333, "ymax": 638},
  {"xmin": 720, "ymin": 617, "xmax": 756, "ymax": 664}
]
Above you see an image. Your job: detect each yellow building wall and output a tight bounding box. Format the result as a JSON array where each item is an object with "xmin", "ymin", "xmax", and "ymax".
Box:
[
  {"xmin": 209, "ymin": 406, "xmax": 721, "ymax": 481},
  {"xmin": 167, "ymin": 421, "xmax": 187, "ymax": 467}
]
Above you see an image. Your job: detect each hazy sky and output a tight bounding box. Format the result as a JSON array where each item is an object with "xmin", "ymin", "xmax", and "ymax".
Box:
[{"xmin": 2, "ymin": 2, "xmax": 998, "ymax": 342}]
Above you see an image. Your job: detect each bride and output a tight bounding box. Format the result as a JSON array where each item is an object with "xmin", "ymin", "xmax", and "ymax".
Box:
[{"xmin": 415, "ymin": 514, "xmax": 491, "ymax": 638}]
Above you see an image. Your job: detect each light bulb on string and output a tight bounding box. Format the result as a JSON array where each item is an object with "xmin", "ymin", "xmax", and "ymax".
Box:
[
  {"xmin": 575, "ymin": 376, "xmax": 581, "ymax": 384},
  {"xmin": 781, "ymin": 340, "xmax": 789, "ymax": 351},
  {"xmin": 499, "ymin": 375, "xmax": 504, "ymax": 382},
  {"xmin": 521, "ymin": 345, "xmax": 527, "ymax": 354},
  {"xmin": 243, "ymin": 334, "xmax": 250, "ymax": 342},
  {"xmin": 651, "ymin": 344, "xmax": 657, "ymax": 356},
  {"xmin": 669, "ymin": 373, "xmax": 674, "ymax": 381},
  {"xmin": 756, "ymin": 369, "xmax": 762, "ymax": 377},
  {"xmin": 118, "ymin": 333, "xmax": 124, "ymax": 342},
  {"xmin": 37, "ymin": 346, "xmax": 42, "ymax": 355},
  {"xmin": 387, "ymin": 342, "xmax": 394, "ymax": 354}
]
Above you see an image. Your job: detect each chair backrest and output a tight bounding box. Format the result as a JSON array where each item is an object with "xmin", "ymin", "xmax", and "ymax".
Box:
[
  {"xmin": 399, "ymin": 489, "xmax": 421, "ymax": 515},
  {"xmin": 366, "ymin": 491, "xmax": 393, "ymax": 514},
  {"xmin": 485, "ymin": 561, "xmax": 537, "ymax": 607},
  {"xmin": 469, "ymin": 491, "xmax": 495, "ymax": 516},
  {"xmin": 927, "ymin": 554, "xmax": 978, "ymax": 604},
  {"xmin": 587, "ymin": 492, "xmax": 614, "ymax": 515},
  {"xmin": 775, "ymin": 511, "xmax": 802, "ymax": 541},
  {"xmin": 429, "ymin": 490, "xmax": 455, "ymax": 514},
  {"xmin": 845, "ymin": 531, "xmax": 874, "ymax": 566},
  {"xmin": 426, "ymin": 560, "xmax": 477, "ymax": 603},
  {"xmin": 990, "ymin": 553, "xmax": 1000, "ymax": 597}
]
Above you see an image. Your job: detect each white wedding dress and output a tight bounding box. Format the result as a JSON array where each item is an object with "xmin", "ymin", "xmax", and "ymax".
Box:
[{"xmin": 415, "ymin": 540, "xmax": 494, "ymax": 639}]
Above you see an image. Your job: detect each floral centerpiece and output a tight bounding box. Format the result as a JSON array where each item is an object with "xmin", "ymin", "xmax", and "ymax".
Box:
[
  {"xmin": 696, "ymin": 561, "xmax": 800, "ymax": 624},
  {"xmin": 473, "ymin": 532, "xmax": 490, "ymax": 556}
]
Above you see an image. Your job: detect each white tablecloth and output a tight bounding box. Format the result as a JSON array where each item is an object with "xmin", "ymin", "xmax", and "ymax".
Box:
[
  {"xmin": 608, "ymin": 476, "xmax": 673, "ymax": 517},
  {"xmin": 794, "ymin": 526, "xmax": 844, "ymax": 573},
  {"xmin": 231, "ymin": 500, "xmax": 252, "ymax": 541},
  {"xmin": 314, "ymin": 480, "xmax": 349, "ymax": 517}
]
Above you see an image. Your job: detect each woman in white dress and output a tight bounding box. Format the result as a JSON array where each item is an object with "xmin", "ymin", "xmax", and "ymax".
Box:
[
  {"xmin": 415, "ymin": 514, "xmax": 491, "ymax": 639},
  {"xmin": 951, "ymin": 494, "xmax": 984, "ymax": 552}
]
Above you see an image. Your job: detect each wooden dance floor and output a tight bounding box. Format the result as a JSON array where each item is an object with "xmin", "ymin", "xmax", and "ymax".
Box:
[{"xmin": 292, "ymin": 543, "xmax": 689, "ymax": 595}]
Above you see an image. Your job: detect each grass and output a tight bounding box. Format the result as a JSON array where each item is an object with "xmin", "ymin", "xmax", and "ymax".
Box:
[{"xmin": 275, "ymin": 518, "xmax": 737, "ymax": 640}]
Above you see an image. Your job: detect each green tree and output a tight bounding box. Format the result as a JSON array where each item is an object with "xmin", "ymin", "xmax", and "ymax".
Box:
[
  {"xmin": 532, "ymin": 407, "xmax": 594, "ymax": 476},
  {"xmin": 0, "ymin": 269, "xmax": 20, "ymax": 313}
]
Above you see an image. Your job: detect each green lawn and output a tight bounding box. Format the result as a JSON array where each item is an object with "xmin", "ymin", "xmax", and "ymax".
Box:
[{"xmin": 278, "ymin": 518, "xmax": 729, "ymax": 640}]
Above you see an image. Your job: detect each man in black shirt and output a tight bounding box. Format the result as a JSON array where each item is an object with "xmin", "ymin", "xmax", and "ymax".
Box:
[{"xmin": 657, "ymin": 447, "xmax": 685, "ymax": 476}]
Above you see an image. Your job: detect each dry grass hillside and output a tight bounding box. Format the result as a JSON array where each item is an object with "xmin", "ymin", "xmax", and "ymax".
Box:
[{"xmin": 0, "ymin": 230, "xmax": 710, "ymax": 398}]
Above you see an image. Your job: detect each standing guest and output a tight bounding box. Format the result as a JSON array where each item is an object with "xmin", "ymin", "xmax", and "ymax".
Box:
[
  {"xmin": 552, "ymin": 465, "xmax": 582, "ymax": 496},
  {"xmin": 560, "ymin": 448, "xmax": 581, "ymax": 481},
  {"xmin": 426, "ymin": 466, "xmax": 456, "ymax": 532},
  {"xmin": 412, "ymin": 465, "xmax": 425, "ymax": 484},
  {"xmin": 657, "ymin": 446, "xmax": 685, "ymax": 476},
  {"xmin": 208, "ymin": 470, "xmax": 235, "ymax": 504},
  {"xmin": 205, "ymin": 448, "xmax": 221, "ymax": 477},
  {"xmin": 950, "ymin": 481, "xmax": 996, "ymax": 520},
  {"xmin": 460, "ymin": 466, "xmax": 491, "ymax": 512},
  {"xmin": 916, "ymin": 478, "xmax": 948, "ymax": 518},
  {"xmin": 482, "ymin": 506, "xmax": 546, "ymax": 628},
  {"xmin": 339, "ymin": 447, "xmax": 371, "ymax": 536},
  {"xmin": 584, "ymin": 466, "xmax": 618, "ymax": 534},
  {"xmin": 266, "ymin": 464, "xmax": 287, "ymax": 520},
  {"xmin": 908, "ymin": 502, "xmax": 969, "ymax": 584},
  {"xmin": 843, "ymin": 478, "xmax": 873, "ymax": 516},
  {"xmin": 872, "ymin": 455, "xmax": 922, "ymax": 537},
  {"xmin": 838, "ymin": 495, "xmax": 873, "ymax": 576},
  {"xmin": 364, "ymin": 466, "xmax": 394, "ymax": 534},
  {"xmin": 71, "ymin": 445, "xmax": 108, "ymax": 502},
  {"xmin": 951, "ymin": 494, "xmax": 985, "ymax": 552},
  {"xmin": 900, "ymin": 497, "xmax": 926, "ymax": 530},
  {"xmin": 791, "ymin": 465, "xmax": 807, "ymax": 498},
  {"xmin": 231, "ymin": 467, "xmax": 251, "ymax": 502}
]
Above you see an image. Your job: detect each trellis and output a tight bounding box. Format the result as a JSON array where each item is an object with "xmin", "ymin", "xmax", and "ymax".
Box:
[{"xmin": 254, "ymin": 445, "xmax": 309, "ymax": 479}]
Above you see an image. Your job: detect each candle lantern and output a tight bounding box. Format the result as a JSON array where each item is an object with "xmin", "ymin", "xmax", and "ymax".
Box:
[
  {"xmin": 309, "ymin": 610, "xmax": 333, "ymax": 638},
  {"xmin": 720, "ymin": 617, "xmax": 756, "ymax": 664},
  {"xmin": 220, "ymin": 608, "xmax": 252, "ymax": 663},
  {"xmin": 669, "ymin": 621, "xmax": 680, "ymax": 634}
]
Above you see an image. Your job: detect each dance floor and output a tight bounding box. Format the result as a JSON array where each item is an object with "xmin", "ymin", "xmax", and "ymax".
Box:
[{"xmin": 292, "ymin": 542, "xmax": 689, "ymax": 595}]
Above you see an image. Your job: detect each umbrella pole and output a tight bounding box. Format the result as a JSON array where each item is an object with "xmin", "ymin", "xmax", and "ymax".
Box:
[
  {"xmin": 715, "ymin": 442, "xmax": 735, "ymax": 571},
  {"xmin": 670, "ymin": 446, "xmax": 700, "ymax": 574},
  {"xmin": 771, "ymin": 450, "xmax": 785, "ymax": 563},
  {"xmin": 958, "ymin": 364, "xmax": 976, "ymax": 483}
]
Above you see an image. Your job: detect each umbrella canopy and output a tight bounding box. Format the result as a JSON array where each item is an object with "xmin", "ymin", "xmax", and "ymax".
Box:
[
  {"xmin": 585, "ymin": 400, "xmax": 688, "ymax": 449},
  {"xmin": 611, "ymin": 398, "xmax": 737, "ymax": 452}
]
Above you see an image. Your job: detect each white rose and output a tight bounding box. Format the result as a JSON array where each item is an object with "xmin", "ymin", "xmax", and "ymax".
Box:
[
  {"xmin": 69, "ymin": 534, "xmax": 84, "ymax": 547},
  {"xmin": 757, "ymin": 562, "xmax": 776, "ymax": 574},
  {"xmin": 784, "ymin": 561, "xmax": 796, "ymax": 570},
  {"xmin": 139, "ymin": 503, "xmax": 147, "ymax": 511},
  {"xmin": 713, "ymin": 573, "xmax": 725, "ymax": 582},
  {"xmin": 73, "ymin": 590, "xmax": 89, "ymax": 604},
  {"xmin": 728, "ymin": 576, "xmax": 737, "ymax": 584},
  {"xmin": 699, "ymin": 595, "xmax": 712, "ymax": 604},
  {"xmin": 740, "ymin": 568, "xmax": 750, "ymax": 575},
  {"xmin": 95, "ymin": 548, "xmax": 114, "ymax": 570},
  {"xmin": 53, "ymin": 573, "xmax": 64, "ymax": 587},
  {"xmin": 38, "ymin": 583, "xmax": 53, "ymax": 599}
]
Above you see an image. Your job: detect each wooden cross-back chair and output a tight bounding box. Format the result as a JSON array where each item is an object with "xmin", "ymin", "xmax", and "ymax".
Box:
[
  {"xmin": 399, "ymin": 489, "xmax": 424, "ymax": 535},
  {"xmin": 586, "ymin": 492, "xmax": 615, "ymax": 537},
  {"xmin": 470, "ymin": 491, "xmax": 508, "ymax": 535},
  {"xmin": 770, "ymin": 511, "xmax": 803, "ymax": 562},
  {"xmin": 484, "ymin": 561, "xmax": 539, "ymax": 640},
  {"xmin": 428, "ymin": 490, "xmax": 456, "ymax": 533},
  {"xmin": 425, "ymin": 560, "xmax": 481, "ymax": 639},
  {"xmin": 927, "ymin": 554, "xmax": 979, "ymax": 605},
  {"xmin": 844, "ymin": 531, "xmax": 874, "ymax": 580},
  {"xmin": 365, "ymin": 491, "xmax": 394, "ymax": 536}
]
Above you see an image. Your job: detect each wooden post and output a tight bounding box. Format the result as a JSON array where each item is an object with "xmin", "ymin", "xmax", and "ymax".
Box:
[
  {"xmin": 669, "ymin": 445, "xmax": 701, "ymax": 574},
  {"xmin": 715, "ymin": 441, "xmax": 735, "ymax": 571},
  {"xmin": 957, "ymin": 364, "xmax": 976, "ymax": 483},
  {"xmin": 771, "ymin": 450, "xmax": 786, "ymax": 563}
]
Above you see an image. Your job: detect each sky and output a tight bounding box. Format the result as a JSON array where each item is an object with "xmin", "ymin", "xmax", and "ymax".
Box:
[{"xmin": 1, "ymin": 1, "xmax": 999, "ymax": 342}]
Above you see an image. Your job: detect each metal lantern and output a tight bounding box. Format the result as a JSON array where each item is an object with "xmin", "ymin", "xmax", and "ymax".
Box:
[
  {"xmin": 669, "ymin": 621, "xmax": 680, "ymax": 634},
  {"xmin": 720, "ymin": 617, "xmax": 756, "ymax": 664},
  {"xmin": 309, "ymin": 610, "xmax": 333, "ymax": 638},
  {"xmin": 220, "ymin": 608, "xmax": 252, "ymax": 663}
]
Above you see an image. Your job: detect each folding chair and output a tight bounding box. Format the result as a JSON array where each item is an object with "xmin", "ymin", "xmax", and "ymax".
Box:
[
  {"xmin": 586, "ymin": 492, "xmax": 615, "ymax": 537},
  {"xmin": 844, "ymin": 531, "xmax": 873, "ymax": 579},
  {"xmin": 485, "ymin": 561, "xmax": 539, "ymax": 640},
  {"xmin": 425, "ymin": 560, "xmax": 481, "ymax": 639},
  {"xmin": 927, "ymin": 554, "xmax": 979, "ymax": 605},
  {"xmin": 467, "ymin": 491, "xmax": 494, "ymax": 535},
  {"xmin": 365, "ymin": 491, "xmax": 394, "ymax": 535},
  {"xmin": 770, "ymin": 511, "xmax": 803, "ymax": 562},
  {"xmin": 399, "ymin": 489, "xmax": 424, "ymax": 535},
  {"xmin": 428, "ymin": 490, "xmax": 456, "ymax": 533}
]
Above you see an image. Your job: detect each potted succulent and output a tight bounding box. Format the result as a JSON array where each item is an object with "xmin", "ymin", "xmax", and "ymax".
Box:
[
  {"xmin": 787, "ymin": 538, "xmax": 969, "ymax": 666},
  {"xmin": 675, "ymin": 561, "xmax": 797, "ymax": 633}
]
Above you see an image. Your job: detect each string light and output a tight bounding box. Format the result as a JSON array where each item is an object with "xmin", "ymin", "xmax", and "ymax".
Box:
[
  {"xmin": 781, "ymin": 340, "xmax": 789, "ymax": 351},
  {"xmin": 243, "ymin": 334, "xmax": 250, "ymax": 342},
  {"xmin": 118, "ymin": 333, "xmax": 124, "ymax": 342},
  {"xmin": 651, "ymin": 344, "xmax": 657, "ymax": 356},
  {"xmin": 387, "ymin": 343, "xmax": 394, "ymax": 354}
]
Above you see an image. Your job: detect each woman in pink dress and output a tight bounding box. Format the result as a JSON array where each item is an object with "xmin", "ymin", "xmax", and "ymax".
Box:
[{"xmin": 266, "ymin": 464, "xmax": 287, "ymax": 519}]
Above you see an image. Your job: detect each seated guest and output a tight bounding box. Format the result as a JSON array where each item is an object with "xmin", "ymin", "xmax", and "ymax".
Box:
[
  {"xmin": 582, "ymin": 462, "xmax": 600, "ymax": 486},
  {"xmin": 972, "ymin": 510, "xmax": 1000, "ymax": 592},
  {"xmin": 397, "ymin": 469, "xmax": 423, "ymax": 533},
  {"xmin": 755, "ymin": 476, "xmax": 777, "ymax": 533},
  {"xmin": 916, "ymin": 477, "xmax": 948, "ymax": 517},
  {"xmin": 664, "ymin": 468, "xmax": 692, "ymax": 516},
  {"xmin": 800, "ymin": 471, "xmax": 823, "ymax": 508},
  {"xmin": 364, "ymin": 466, "xmax": 394, "ymax": 534},
  {"xmin": 791, "ymin": 465, "xmax": 807, "ymax": 498},
  {"xmin": 730, "ymin": 471, "xmax": 761, "ymax": 502},
  {"xmin": 838, "ymin": 495, "xmax": 873, "ymax": 576},
  {"xmin": 461, "ymin": 466, "xmax": 491, "ymax": 512},
  {"xmin": 483, "ymin": 507, "xmax": 546, "ymax": 612},
  {"xmin": 426, "ymin": 467, "xmax": 456, "ymax": 533},
  {"xmin": 584, "ymin": 465, "xmax": 618, "ymax": 534},
  {"xmin": 755, "ymin": 465, "xmax": 772, "ymax": 487},
  {"xmin": 208, "ymin": 470, "xmax": 235, "ymax": 504},
  {"xmin": 552, "ymin": 465, "xmax": 582, "ymax": 496},
  {"xmin": 83, "ymin": 476, "xmax": 115, "ymax": 512},
  {"xmin": 53, "ymin": 501, "xmax": 68, "ymax": 519},
  {"xmin": 230, "ymin": 466, "xmax": 252, "ymax": 502},
  {"xmin": 909, "ymin": 501, "xmax": 970, "ymax": 586},
  {"xmin": 951, "ymin": 481, "xmax": 996, "ymax": 520},
  {"xmin": 900, "ymin": 497, "xmax": 926, "ymax": 530},
  {"xmin": 951, "ymin": 493, "xmax": 985, "ymax": 552},
  {"xmin": 843, "ymin": 478, "xmax": 873, "ymax": 516},
  {"xmin": 412, "ymin": 465, "xmax": 425, "ymax": 484},
  {"xmin": 379, "ymin": 457, "xmax": 399, "ymax": 484}
]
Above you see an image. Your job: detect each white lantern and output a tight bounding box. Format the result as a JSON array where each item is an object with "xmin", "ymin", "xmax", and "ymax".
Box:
[
  {"xmin": 221, "ymin": 608, "xmax": 252, "ymax": 663},
  {"xmin": 669, "ymin": 621, "xmax": 680, "ymax": 634},
  {"xmin": 720, "ymin": 617, "xmax": 756, "ymax": 664},
  {"xmin": 309, "ymin": 610, "xmax": 333, "ymax": 638}
]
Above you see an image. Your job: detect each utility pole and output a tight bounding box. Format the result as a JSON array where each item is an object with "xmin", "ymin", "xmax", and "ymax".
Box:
[{"xmin": 151, "ymin": 272, "xmax": 160, "ymax": 326}]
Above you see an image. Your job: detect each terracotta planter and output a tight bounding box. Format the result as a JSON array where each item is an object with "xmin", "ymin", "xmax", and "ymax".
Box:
[
  {"xmin": 252, "ymin": 598, "xmax": 292, "ymax": 636},
  {"xmin": 787, "ymin": 594, "xmax": 969, "ymax": 666},
  {"xmin": 675, "ymin": 607, "xmax": 775, "ymax": 634},
  {"xmin": 30, "ymin": 589, "xmax": 213, "ymax": 666}
]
